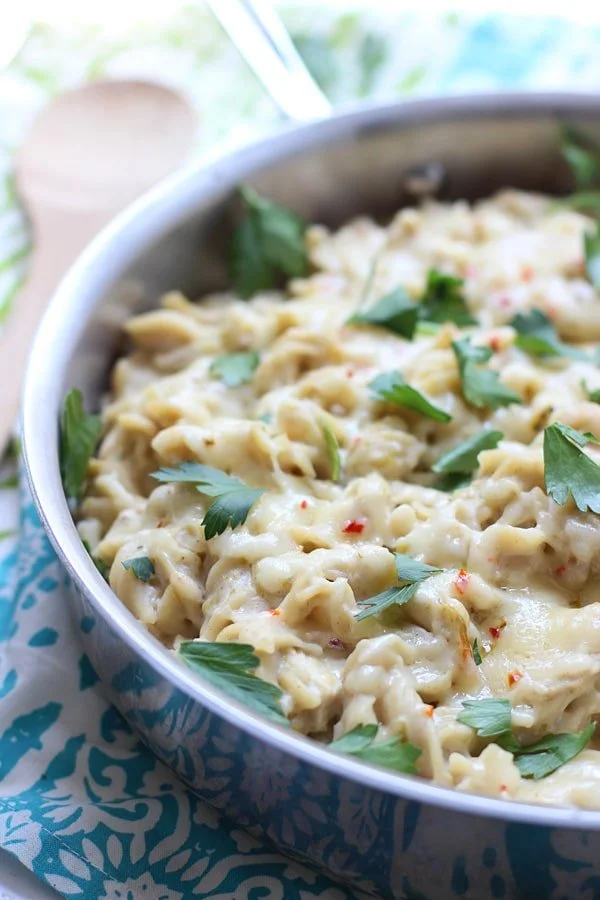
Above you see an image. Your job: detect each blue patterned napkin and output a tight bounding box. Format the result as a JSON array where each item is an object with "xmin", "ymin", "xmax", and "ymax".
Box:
[
  {"xmin": 0, "ymin": 471, "xmax": 356, "ymax": 898},
  {"xmin": 3, "ymin": 6, "xmax": 600, "ymax": 898}
]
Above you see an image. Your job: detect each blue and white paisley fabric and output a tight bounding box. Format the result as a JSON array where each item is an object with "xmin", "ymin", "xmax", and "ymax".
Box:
[
  {"xmin": 0, "ymin": 470, "xmax": 359, "ymax": 898},
  {"xmin": 3, "ymin": 6, "xmax": 600, "ymax": 898}
]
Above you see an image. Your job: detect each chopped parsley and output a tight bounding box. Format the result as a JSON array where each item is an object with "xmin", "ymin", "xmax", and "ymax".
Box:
[
  {"xmin": 543, "ymin": 422, "xmax": 600, "ymax": 514},
  {"xmin": 452, "ymin": 338, "xmax": 521, "ymax": 410},
  {"xmin": 433, "ymin": 429, "xmax": 503, "ymax": 487},
  {"xmin": 347, "ymin": 269, "xmax": 477, "ymax": 339},
  {"xmin": 152, "ymin": 463, "xmax": 264, "ymax": 539},
  {"xmin": 555, "ymin": 190, "xmax": 600, "ymax": 216},
  {"xmin": 346, "ymin": 287, "xmax": 418, "ymax": 339},
  {"xmin": 511, "ymin": 308, "xmax": 588, "ymax": 361},
  {"xmin": 229, "ymin": 185, "xmax": 308, "ymax": 299},
  {"xmin": 179, "ymin": 640, "xmax": 288, "ymax": 726},
  {"xmin": 59, "ymin": 388, "xmax": 102, "ymax": 502},
  {"xmin": 321, "ymin": 422, "xmax": 341, "ymax": 482},
  {"xmin": 560, "ymin": 126, "xmax": 600, "ymax": 191},
  {"xmin": 419, "ymin": 269, "xmax": 478, "ymax": 327},
  {"xmin": 369, "ymin": 371, "xmax": 452, "ymax": 423},
  {"xmin": 329, "ymin": 723, "xmax": 421, "ymax": 774},
  {"xmin": 472, "ymin": 639, "xmax": 483, "ymax": 666},
  {"xmin": 122, "ymin": 556, "xmax": 155, "ymax": 583},
  {"xmin": 458, "ymin": 698, "xmax": 512, "ymax": 738},
  {"xmin": 583, "ymin": 381, "xmax": 600, "ymax": 403},
  {"xmin": 458, "ymin": 698, "xmax": 595, "ymax": 779},
  {"xmin": 585, "ymin": 227, "xmax": 600, "ymax": 288},
  {"xmin": 210, "ymin": 350, "xmax": 259, "ymax": 387},
  {"xmin": 82, "ymin": 539, "xmax": 109, "ymax": 581},
  {"xmin": 513, "ymin": 725, "xmax": 596, "ymax": 780},
  {"xmin": 356, "ymin": 552, "xmax": 441, "ymax": 622}
]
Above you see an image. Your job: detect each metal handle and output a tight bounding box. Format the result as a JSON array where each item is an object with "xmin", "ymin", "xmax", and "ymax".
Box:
[{"xmin": 205, "ymin": 0, "xmax": 332, "ymax": 122}]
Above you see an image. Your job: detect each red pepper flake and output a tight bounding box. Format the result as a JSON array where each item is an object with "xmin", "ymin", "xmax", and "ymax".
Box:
[
  {"xmin": 328, "ymin": 637, "xmax": 345, "ymax": 650},
  {"xmin": 346, "ymin": 368, "xmax": 355, "ymax": 378},
  {"xmin": 269, "ymin": 609, "xmax": 281, "ymax": 617},
  {"xmin": 466, "ymin": 266, "xmax": 478, "ymax": 279},
  {"xmin": 423, "ymin": 704, "xmax": 434, "ymax": 718},
  {"xmin": 499, "ymin": 784, "xmax": 508, "ymax": 793},
  {"xmin": 521, "ymin": 265, "xmax": 534, "ymax": 282},
  {"xmin": 488, "ymin": 336, "xmax": 502, "ymax": 353},
  {"xmin": 343, "ymin": 519, "xmax": 365, "ymax": 535},
  {"xmin": 352, "ymin": 436, "xmax": 362, "ymax": 446},
  {"xmin": 508, "ymin": 670, "xmax": 522, "ymax": 687},
  {"xmin": 555, "ymin": 563, "xmax": 567, "ymax": 577},
  {"xmin": 300, "ymin": 499, "xmax": 308, "ymax": 510},
  {"xmin": 489, "ymin": 621, "xmax": 506, "ymax": 640},
  {"xmin": 454, "ymin": 568, "xmax": 470, "ymax": 595},
  {"xmin": 546, "ymin": 306, "xmax": 557, "ymax": 320},
  {"xmin": 498, "ymin": 295, "xmax": 512, "ymax": 309},
  {"xmin": 156, "ymin": 519, "xmax": 166, "ymax": 528}
]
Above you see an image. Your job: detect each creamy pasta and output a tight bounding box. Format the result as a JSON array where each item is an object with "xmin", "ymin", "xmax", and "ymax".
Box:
[{"xmin": 79, "ymin": 189, "xmax": 600, "ymax": 807}]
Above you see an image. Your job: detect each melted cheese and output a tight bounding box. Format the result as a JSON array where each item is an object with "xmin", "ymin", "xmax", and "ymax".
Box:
[{"xmin": 79, "ymin": 190, "xmax": 600, "ymax": 807}]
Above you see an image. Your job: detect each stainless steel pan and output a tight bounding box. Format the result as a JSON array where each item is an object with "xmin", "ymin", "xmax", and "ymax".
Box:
[{"xmin": 22, "ymin": 93, "xmax": 600, "ymax": 900}]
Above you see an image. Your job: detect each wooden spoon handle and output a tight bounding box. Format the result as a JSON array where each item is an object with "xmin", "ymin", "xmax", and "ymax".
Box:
[{"xmin": 0, "ymin": 203, "xmax": 117, "ymax": 446}]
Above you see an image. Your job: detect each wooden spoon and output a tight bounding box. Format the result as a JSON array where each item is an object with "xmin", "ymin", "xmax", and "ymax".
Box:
[{"xmin": 0, "ymin": 79, "xmax": 196, "ymax": 448}]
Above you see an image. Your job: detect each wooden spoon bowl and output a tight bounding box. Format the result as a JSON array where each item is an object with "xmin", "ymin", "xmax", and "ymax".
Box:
[{"xmin": 0, "ymin": 79, "xmax": 195, "ymax": 448}]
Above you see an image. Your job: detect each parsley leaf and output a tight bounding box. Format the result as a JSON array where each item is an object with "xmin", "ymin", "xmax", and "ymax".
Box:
[
  {"xmin": 210, "ymin": 351, "xmax": 259, "ymax": 387},
  {"xmin": 394, "ymin": 554, "xmax": 441, "ymax": 582},
  {"xmin": 229, "ymin": 185, "xmax": 308, "ymax": 299},
  {"xmin": 452, "ymin": 338, "xmax": 521, "ymax": 410},
  {"xmin": 472, "ymin": 639, "xmax": 483, "ymax": 666},
  {"xmin": 202, "ymin": 490, "xmax": 263, "ymax": 539},
  {"xmin": 347, "ymin": 287, "xmax": 418, "ymax": 339},
  {"xmin": 154, "ymin": 463, "xmax": 241, "ymax": 492},
  {"xmin": 356, "ymin": 552, "xmax": 441, "ymax": 622},
  {"xmin": 329, "ymin": 723, "xmax": 378, "ymax": 752},
  {"xmin": 321, "ymin": 422, "xmax": 341, "ymax": 482},
  {"xmin": 82, "ymin": 539, "xmax": 109, "ymax": 581},
  {"xmin": 419, "ymin": 269, "xmax": 478, "ymax": 327},
  {"xmin": 347, "ymin": 270, "xmax": 477, "ymax": 337},
  {"xmin": 356, "ymin": 582, "xmax": 420, "ymax": 622},
  {"xmin": 122, "ymin": 556, "xmax": 155, "ymax": 582},
  {"xmin": 585, "ymin": 227, "xmax": 600, "ymax": 288},
  {"xmin": 514, "ymin": 724, "xmax": 596, "ymax": 780},
  {"xmin": 369, "ymin": 371, "xmax": 452, "ymax": 423},
  {"xmin": 59, "ymin": 388, "xmax": 102, "ymax": 502},
  {"xmin": 458, "ymin": 698, "xmax": 512, "ymax": 738},
  {"xmin": 560, "ymin": 126, "xmax": 600, "ymax": 191},
  {"xmin": 459, "ymin": 698, "xmax": 595, "ymax": 778},
  {"xmin": 152, "ymin": 463, "xmax": 264, "ymax": 539},
  {"xmin": 433, "ymin": 429, "xmax": 503, "ymax": 476},
  {"xmin": 179, "ymin": 640, "xmax": 288, "ymax": 726},
  {"xmin": 543, "ymin": 422, "xmax": 600, "ymax": 514},
  {"xmin": 329, "ymin": 724, "xmax": 421, "ymax": 774},
  {"xmin": 435, "ymin": 473, "xmax": 472, "ymax": 493},
  {"xmin": 555, "ymin": 190, "xmax": 600, "ymax": 216},
  {"xmin": 583, "ymin": 381, "xmax": 600, "ymax": 403},
  {"xmin": 511, "ymin": 308, "xmax": 588, "ymax": 361}
]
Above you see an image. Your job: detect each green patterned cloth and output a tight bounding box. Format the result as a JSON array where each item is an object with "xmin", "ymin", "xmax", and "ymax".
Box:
[{"xmin": 3, "ymin": 4, "xmax": 600, "ymax": 898}]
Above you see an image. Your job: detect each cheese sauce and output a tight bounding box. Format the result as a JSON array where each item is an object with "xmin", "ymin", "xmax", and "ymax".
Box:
[{"xmin": 79, "ymin": 190, "xmax": 600, "ymax": 806}]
